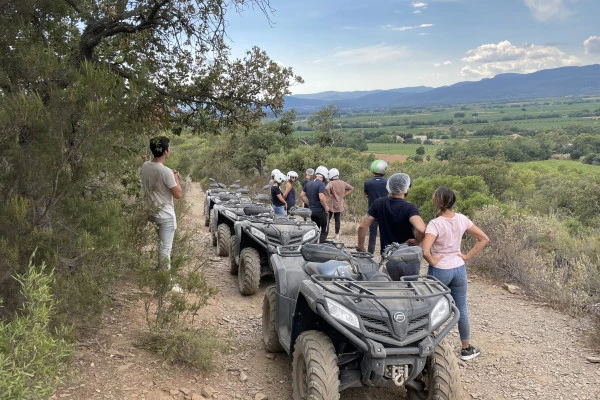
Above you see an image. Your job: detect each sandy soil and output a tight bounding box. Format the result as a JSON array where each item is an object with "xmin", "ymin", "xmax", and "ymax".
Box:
[{"xmin": 53, "ymin": 182, "xmax": 600, "ymax": 400}]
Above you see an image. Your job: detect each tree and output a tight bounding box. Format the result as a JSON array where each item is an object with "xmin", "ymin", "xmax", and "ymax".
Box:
[
  {"xmin": 309, "ymin": 105, "xmax": 341, "ymax": 147},
  {"xmin": 0, "ymin": 1, "xmax": 301, "ymax": 319},
  {"xmin": 416, "ymin": 146, "xmax": 425, "ymax": 156}
]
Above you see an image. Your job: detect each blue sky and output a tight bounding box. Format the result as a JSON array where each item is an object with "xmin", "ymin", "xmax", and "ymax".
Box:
[{"xmin": 225, "ymin": 0, "xmax": 600, "ymax": 94}]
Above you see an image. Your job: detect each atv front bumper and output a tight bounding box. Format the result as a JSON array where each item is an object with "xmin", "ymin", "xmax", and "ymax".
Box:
[{"xmin": 315, "ymin": 302, "xmax": 459, "ymax": 388}]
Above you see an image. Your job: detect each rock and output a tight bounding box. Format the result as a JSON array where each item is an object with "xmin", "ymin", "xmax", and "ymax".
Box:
[
  {"xmin": 239, "ymin": 372, "xmax": 248, "ymax": 382},
  {"xmin": 201, "ymin": 386, "xmax": 217, "ymax": 398},
  {"xmin": 145, "ymin": 390, "xmax": 172, "ymax": 400},
  {"xmin": 503, "ymin": 283, "xmax": 523, "ymax": 295},
  {"xmin": 169, "ymin": 389, "xmax": 180, "ymax": 395},
  {"xmin": 254, "ymin": 394, "xmax": 268, "ymax": 400},
  {"xmin": 585, "ymin": 356, "xmax": 600, "ymax": 363},
  {"xmin": 265, "ymin": 354, "xmax": 275, "ymax": 360},
  {"xmin": 180, "ymin": 387, "xmax": 191, "ymax": 395}
]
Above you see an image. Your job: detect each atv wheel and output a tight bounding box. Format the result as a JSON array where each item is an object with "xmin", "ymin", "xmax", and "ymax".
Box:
[
  {"xmin": 292, "ymin": 331, "xmax": 340, "ymax": 400},
  {"xmin": 229, "ymin": 234, "xmax": 239, "ymax": 275},
  {"xmin": 407, "ymin": 338, "xmax": 461, "ymax": 400},
  {"xmin": 203, "ymin": 202, "xmax": 210, "ymax": 226},
  {"xmin": 262, "ymin": 285, "xmax": 283, "ymax": 353},
  {"xmin": 209, "ymin": 215, "xmax": 217, "ymax": 246},
  {"xmin": 216, "ymin": 224, "xmax": 231, "ymax": 257},
  {"xmin": 238, "ymin": 247, "xmax": 261, "ymax": 295}
]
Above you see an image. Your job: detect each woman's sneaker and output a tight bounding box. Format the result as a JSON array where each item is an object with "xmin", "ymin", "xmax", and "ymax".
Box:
[{"xmin": 460, "ymin": 345, "xmax": 481, "ymax": 360}]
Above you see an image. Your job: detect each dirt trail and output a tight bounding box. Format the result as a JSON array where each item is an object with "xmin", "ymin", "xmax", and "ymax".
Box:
[{"xmin": 54, "ymin": 182, "xmax": 600, "ymax": 400}]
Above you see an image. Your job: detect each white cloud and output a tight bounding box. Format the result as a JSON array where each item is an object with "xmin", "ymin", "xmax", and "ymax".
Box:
[
  {"xmin": 332, "ymin": 44, "xmax": 409, "ymax": 65},
  {"xmin": 523, "ymin": 0, "xmax": 572, "ymax": 21},
  {"xmin": 434, "ymin": 60, "xmax": 452, "ymax": 67},
  {"xmin": 384, "ymin": 24, "xmax": 414, "ymax": 31},
  {"xmin": 412, "ymin": 2, "xmax": 428, "ymax": 8},
  {"xmin": 461, "ymin": 40, "xmax": 581, "ymax": 79},
  {"xmin": 419, "ymin": 23, "xmax": 434, "ymax": 28},
  {"xmin": 584, "ymin": 36, "xmax": 600, "ymax": 54}
]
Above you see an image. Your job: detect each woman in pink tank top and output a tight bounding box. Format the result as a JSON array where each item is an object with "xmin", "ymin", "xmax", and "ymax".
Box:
[{"xmin": 422, "ymin": 186, "xmax": 489, "ymax": 361}]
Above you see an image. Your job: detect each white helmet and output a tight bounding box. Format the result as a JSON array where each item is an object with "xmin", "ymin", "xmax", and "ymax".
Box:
[
  {"xmin": 315, "ymin": 165, "xmax": 328, "ymax": 179},
  {"xmin": 273, "ymin": 171, "xmax": 287, "ymax": 184},
  {"xmin": 328, "ymin": 168, "xmax": 339, "ymax": 180},
  {"xmin": 271, "ymin": 169, "xmax": 281, "ymax": 179},
  {"xmin": 287, "ymin": 171, "xmax": 298, "ymax": 180}
]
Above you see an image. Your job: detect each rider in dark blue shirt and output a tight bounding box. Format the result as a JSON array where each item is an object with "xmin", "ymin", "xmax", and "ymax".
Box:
[{"xmin": 363, "ymin": 160, "xmax": 389, "ymax": 253}]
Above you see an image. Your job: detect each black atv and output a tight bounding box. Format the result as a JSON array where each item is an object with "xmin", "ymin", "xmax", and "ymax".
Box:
[
  {"xmin": 203, "ymin": 179, "xmax": 245, "ymax": 227},
  {"xmin": 210, "ymin": 191, "xmax": 269, "ymax": 256},
  {"xmin": 230, "ymin": 206, "xmax": 319, "ymax": 296},
  {"xmin": 262, "ymin": 242, "xmax": 462, "ymax": 400}
]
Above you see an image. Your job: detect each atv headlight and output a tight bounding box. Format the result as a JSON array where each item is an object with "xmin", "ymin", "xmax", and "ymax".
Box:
[
  {"xmin": 302, "ymin": 229, "xmax": 317, "ymax": 242},
  {"xmin": 430, "ymin": 298, "xmax": 450, "ymax": 328},
  {"xmin": 249, "ymin": 227, "xmax": 266, "ymax": 241},
  {"xmin": 325, "ymin": 298, "xmax": 360, "ymax": 329}
]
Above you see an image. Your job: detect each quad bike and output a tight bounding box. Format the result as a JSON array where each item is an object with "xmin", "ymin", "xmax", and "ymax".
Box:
[
  {"xmin": 203, "ymin": 178, "xmax": 248, "ymax": 228},
  {"xmin": 230, "ymin": 206, "xmax": 319, "ymax": 296},
  {"xmin": 262, "ymin": 242, "xmax": 462, "ymax": 400},
  {"xmin": 210, "ymin": 191, "xmax": 270, "ymax": 256}
]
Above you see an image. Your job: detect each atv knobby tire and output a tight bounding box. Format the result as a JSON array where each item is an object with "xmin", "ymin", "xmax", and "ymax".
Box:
[
  {"xmin": 262, "ymin": 285, "xmax": 283, "ymax": 353},
  {"xmin": 229, "ymin": 234, "xmax": 239, "ymax": 275},
  {"xmin": 216, "ymin": 224, "xmax": 231, "ymax": 257},
  {"xmin": 209, "ymin": 215, "xmax": 217, "ymax": 246},
  {"xmin": 203, "ymin": 202, "xmax": 210, "ymax": 226},
  {"xmin": 407, "ymin": 338, "xmax": 461, "ymax": 400},
  {"xmin": 292, "ymin": 331, "xmax": 340, "ymax": 400},
  {"xmin": 238, "ymin": 247, "xmax": 261, "ymax": 295}
]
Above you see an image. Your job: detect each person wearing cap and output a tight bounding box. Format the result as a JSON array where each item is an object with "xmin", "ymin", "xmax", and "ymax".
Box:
[
  {"xmin": 357, "ymin": 173, "xmax": 426, "ymax": 280},
  {"xmin": 302, "ymin": 168, "xmax": 314, "ymax": 208},
  {"xmin": 363, "ymin": 160, "xmax": 389, "ymax": 253},
  {"xmin": 301, "ymin": 166, "xmax": 330, "ymax": 243},
  {"xmin": 325, "ymin": 168, "xmax": 354, "ymax": 240}
]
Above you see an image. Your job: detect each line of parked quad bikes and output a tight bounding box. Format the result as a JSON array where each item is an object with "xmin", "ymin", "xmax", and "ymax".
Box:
[{"xmin": 203, "ymin": 178, "xmax": 461, "ymax": 400}]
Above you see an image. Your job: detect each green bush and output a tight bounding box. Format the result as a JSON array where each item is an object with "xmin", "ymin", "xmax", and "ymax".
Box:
[{"xmin": 0, "ymin": 258, "xmax": 73, "ymax": 400}]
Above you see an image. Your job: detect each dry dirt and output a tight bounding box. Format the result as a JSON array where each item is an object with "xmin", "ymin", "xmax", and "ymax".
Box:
[{"xmin": 53, "ymin": 182, "xmax": 600, "ymax": 400}]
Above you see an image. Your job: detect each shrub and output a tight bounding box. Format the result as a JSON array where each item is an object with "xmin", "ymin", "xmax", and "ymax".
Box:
[{"xmin": 0, "ymin": 257, "xmax": 73, "ymax": 400}]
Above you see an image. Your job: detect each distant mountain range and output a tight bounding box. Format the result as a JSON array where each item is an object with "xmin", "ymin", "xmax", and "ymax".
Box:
[{"xmin": 284, "ymin": 64, "xmax": 600, "ymax": 113}]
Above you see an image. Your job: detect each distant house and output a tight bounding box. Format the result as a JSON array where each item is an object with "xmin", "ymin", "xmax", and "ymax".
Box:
[
  {"xmin": 511, "ymin": 133, "xmax": 522, "ymax": 139},
  {"xmin": 413, "ymin": 135, "xmax": 427, "ymax": 142}
]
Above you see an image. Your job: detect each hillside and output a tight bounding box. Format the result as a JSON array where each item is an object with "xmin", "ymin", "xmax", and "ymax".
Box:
[{"xmin": 285, "ymin": 64, "xmax": 600, "ymax": 113}]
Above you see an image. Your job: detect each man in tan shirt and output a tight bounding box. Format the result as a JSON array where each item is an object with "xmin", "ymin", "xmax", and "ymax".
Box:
[{"xmin": 325, "ymin": 168, "xmax": 354, "ymax": 239}]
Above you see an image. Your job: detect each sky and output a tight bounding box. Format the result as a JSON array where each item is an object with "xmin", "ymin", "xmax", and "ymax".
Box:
[{"xmin": 224, "ymin": 0, "xmax": 600, "ymax": 95}]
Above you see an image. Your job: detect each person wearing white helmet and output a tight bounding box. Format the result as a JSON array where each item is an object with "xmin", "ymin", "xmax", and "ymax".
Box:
[
  {"xmin": 283, "ymin": 171, "xmax": 298, "ymax": 211},
  {"xmin": 268, "ymin": 168, "xmax": 282, "ymax": 186},
  {"xmin": 271, "ymin": 171, "xmax": 287, "ymax": 215},
  {"xmin": 325, "ymin": 168, "xmax": 354, "ymax": 240},
  {"xmin": 301, "ymin": 165, "xmax": 330, "ymax": 243},
  {"xmin": 357, "ymin": 173, "xmax": 426, "ymax": 280},
  {"xmin": 363, "ymin": 159, "xmax": 389, "ymax": 253}
]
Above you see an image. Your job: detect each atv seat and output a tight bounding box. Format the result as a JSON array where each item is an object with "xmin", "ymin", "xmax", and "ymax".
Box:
[
  {"xmin": 252, "ymin": 194, "xmax": 270, "ymax": 202},
  {"xmin": 304, "ymin": 260, "xmax": 354, "ymax": 278},
  {"xmin": 217, "ymin": 193, "xmax": 235, "ymax": 201},
  {"xmin": 301, "ymin": 243, "xmax": 350, "ymax": 263},
  {"xmin": 210, "ymin": 188, "xmax": 226, "ymax": 193},
  {"xmin": 289, "ymin": 207, "xmax": 312, "ymax": 220},
  {"xmin": 243, "ymin": 205, "xmax": 272, "ymax": 216}
]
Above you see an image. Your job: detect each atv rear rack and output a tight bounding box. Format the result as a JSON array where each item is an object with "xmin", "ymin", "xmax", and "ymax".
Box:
[{"xmin": 311, "ymin": 275, "xmax": 451, "ymax": 300}]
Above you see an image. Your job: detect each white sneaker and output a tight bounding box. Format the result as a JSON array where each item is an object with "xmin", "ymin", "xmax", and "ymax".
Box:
[
  {"xmin": 335, "ymin": 235, "xmax": 340, "ymax": 240},
  {"xmin": 171, "ymin": 284, "xmax": 184, "ymax": 293}
]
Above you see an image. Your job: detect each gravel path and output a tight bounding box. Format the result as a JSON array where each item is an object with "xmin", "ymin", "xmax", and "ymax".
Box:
[{"xmin": 53, "ymin": 182, "xmax": 600, "ymax": 400}]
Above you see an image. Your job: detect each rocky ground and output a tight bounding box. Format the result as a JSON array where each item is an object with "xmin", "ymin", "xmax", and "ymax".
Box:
[{"xmin": 53, "ymin": 182, "xmax": 600, "ymax": 400}]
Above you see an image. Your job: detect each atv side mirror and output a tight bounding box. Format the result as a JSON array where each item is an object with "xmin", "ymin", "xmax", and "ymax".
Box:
[
  {"xmin": 301, "ymin": 243, "xmax": 351, "ymax": 263},
  {"xmin": 243, "ymin": 205, "xmax": 272, "ymax": 216}
]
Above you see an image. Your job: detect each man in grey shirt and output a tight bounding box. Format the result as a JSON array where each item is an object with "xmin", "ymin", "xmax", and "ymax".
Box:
[{"xmin": 141, "ymin": 136, "xmax": 182, "ymax": 273}]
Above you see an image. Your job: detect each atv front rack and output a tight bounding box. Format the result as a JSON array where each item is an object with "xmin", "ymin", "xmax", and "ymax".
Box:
[{"xmin": 311, "ymin": 275, "xmax": 451, "ymax": 300}]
